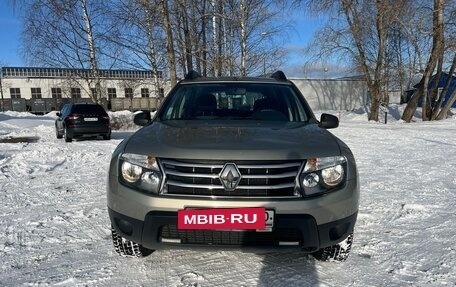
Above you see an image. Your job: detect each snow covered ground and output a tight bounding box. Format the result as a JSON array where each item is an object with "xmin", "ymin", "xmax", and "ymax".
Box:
[{"xmin": 0, "ymin": 107, "xmax": 455, "ymax": 286}]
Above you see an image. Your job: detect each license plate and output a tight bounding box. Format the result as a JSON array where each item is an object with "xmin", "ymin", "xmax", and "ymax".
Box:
[
  {"xmin": 262, "ymin": 210, "xmax": 274, "ymax": 232},
  {"xmin": 84, "ymin": 117, "xmax": 98, "ymax": 121},
  {"xmin": 178, "ymin": 207, "xmax": 274, "ymax": 231}
]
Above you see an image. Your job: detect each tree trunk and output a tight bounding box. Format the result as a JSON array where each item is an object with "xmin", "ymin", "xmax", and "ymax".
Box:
[
  {"xmin": 161, "ymin": 0, "xmax": 177, "ymax": 86},
  {"xmin": 436, "ymin": 53, "xmax": 456, "ymax": 120},
  {"xmin": 240, "ymin": 0, "xmax": 247, "ymax": 76},
  {"xmin": 143, "ymin": 3, "xmax": 163, "ymax": 102},
  {"xmin": 401, "ymin": 0, "xmax": 444, "ymax": 122},
  {"xmin": 217, "ymin": 2, "xmax": 224, "ymax": 76},
  {"xmin": 341, "ymin": 0, "xmax": 389, "ymax": 122},
  {"xmin": 369, "ymin": 90, "xmax": 381, "ymax": 121},
  {"xmin": 211, "ymin": 0, "xmax": 218, "ymax": 76},
  {"xmin": 179, "ymin": 0, "xmax": 193, "ymax": 73},
  {"xmin": 81, "ymin": 0, "xmax": 101, "ymax": 103},
  {"xmin": 402, "ymin": 72, "xmax": 434, "ymax": 122},
  {"xmin": 369, "ymin": 0, "xmax": 387, "ymax": 122}
]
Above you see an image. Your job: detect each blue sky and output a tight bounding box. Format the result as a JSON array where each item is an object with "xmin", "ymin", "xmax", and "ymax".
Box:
[
  {"xmin": 0, "ymin": 2, "xmax": 326, "ymax": 77},
  {"xmin": 0, "ymin": 1, "xmax": 22, "ymax": 66}
]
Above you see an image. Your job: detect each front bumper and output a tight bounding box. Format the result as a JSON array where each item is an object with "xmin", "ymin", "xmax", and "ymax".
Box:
[
  {"xmin": 109, "ymin": 207, "xmax": 357, "ymax": 252},
  {"xmin": 108, "ymin": 174, "xmax": 359, "ymax": 251},
  {"xmin": 68, "ymin": 125, "xmax": 110, "ymax": 137}
]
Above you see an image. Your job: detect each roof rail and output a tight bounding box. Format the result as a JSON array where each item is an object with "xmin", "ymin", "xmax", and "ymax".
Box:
[
  {"xmin": 258, "ymin": 70, "xmax": 287, "ymax": 81},
  {"xmin": 270, "ymin": 70, "xmax": 287, "ymax": 81},
  {"xmin": 185, "ymin": 70, "xmax": 203, "ymax": 80}
]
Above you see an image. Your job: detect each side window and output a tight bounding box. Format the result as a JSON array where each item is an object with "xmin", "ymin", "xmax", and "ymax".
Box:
[
  {"xmin": 161, "ymin": 87, "xmax": 192, "ymax": 120},
  {"xmin": 62, "ymin": 104, "xmax": 71, "ymax": 116}
]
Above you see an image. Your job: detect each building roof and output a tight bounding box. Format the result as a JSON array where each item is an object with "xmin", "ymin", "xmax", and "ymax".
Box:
[{"xmin": 1, "ymin": 66, "xmax": 161, "ymax": 80}]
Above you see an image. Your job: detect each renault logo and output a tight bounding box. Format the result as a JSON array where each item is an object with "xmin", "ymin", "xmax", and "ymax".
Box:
[{"xmin": 219, "ymin": 163, "xmax": 242, "ymax": 191}]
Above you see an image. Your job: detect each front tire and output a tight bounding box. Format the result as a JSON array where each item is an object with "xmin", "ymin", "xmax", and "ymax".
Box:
[
  {"xmin": 111, "ymin": 227, "xmax": 154, "ymax": 257},
  {"xmin": 312, "ymin": 232, "xmax": 354, "ymax": 262}
]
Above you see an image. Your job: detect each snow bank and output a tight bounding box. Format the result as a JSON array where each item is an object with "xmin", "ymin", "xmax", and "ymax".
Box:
[{"xmin": 0, "ymin": 106, "xmax": 455, "ymax": 286}]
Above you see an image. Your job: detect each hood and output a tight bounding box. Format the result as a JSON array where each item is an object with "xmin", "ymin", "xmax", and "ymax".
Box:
[{"xmin": 124, "ymin": 120, "xmax": 341, "ymax": 161}]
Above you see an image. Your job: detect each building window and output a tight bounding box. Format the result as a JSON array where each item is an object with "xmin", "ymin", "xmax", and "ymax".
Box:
[
  {"xmin": 10, "ymin": 88, "xmax": 21, "ymax": 99},
  {"xmin": 159, "ymin": 88, "xmax": 165, "ymax": 98},
  {"xmin": 108, "ymin": 88, "xmax": 117, "ymax": 99},
  {"xmin": 141, "ymin": 88, "xmax": 149, "ymax": 98},
  {"xmin": 71, "ymin": 88, "xmax": 81, "ymax": 99},
  {"xmin": 125, "ymin": 88, "xmax": 133, "ymax": 98},
  {"xmin": 31, "ymin": 88, "xmax": 42, "ymax": 99},
  {"xmin": 51, "ymin": 88, "xmax": 62, "ymax": 99}
]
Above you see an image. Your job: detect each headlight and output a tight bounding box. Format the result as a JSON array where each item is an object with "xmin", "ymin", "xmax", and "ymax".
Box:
[
  {"xmin": 121, "ymin": 161, "xmax": 143, "ymax": 183},
  {"xmin": 300, "ymin": 156, "xmax": 346, "ymax": 196},
  {"xmin": 119, "ymin": 153, "xmax": 162, "ymax": 194}
]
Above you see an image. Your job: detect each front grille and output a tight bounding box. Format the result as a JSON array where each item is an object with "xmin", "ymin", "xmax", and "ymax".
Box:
[
  {"xmin": 160, "ymin": 225, "xmax": 302, "ymax": 246},
  {"xmin": 160, "ymin": 159, "xmax": 302, "ymax": 198}
]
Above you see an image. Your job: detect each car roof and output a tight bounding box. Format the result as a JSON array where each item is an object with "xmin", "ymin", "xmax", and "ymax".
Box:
[
  {"xmin": 179, "ymin": 70, "xmax": 291, "ymax": 85},
  {"xmin": 72, "ymin": 103, "xmax": 100, "ymax": 105},
  {"xmin": 180, "ymin": 77, "xmax": 292, "ymax": 85},
  {"xmin": 68, "ymin": 103, "xmax": 102, "ymax": 106}
]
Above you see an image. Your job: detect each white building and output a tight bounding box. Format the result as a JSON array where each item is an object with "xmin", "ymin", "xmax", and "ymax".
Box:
[
  {"xmin": 290, "ymin": 78, "xmax": 369, "ymax": 111},
  {"xmin": 1, "ymin": 67, "xmax": 369, "ymax": 113},
  {"xmin": 0, "ymin": 67, "xmax": 164, "ymax": 112}
]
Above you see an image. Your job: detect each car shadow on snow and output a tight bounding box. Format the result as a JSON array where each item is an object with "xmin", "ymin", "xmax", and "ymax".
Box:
[
  {"xmin": 66, "ymin": 131, "xmax": 135, "ymax": 142},
  {"xmin": 257, "ymin": 250, "xmax": 319, "ymax": 286}
]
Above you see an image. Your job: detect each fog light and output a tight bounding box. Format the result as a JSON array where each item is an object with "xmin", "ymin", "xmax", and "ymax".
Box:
[
  {"xmin": 117, "ymin": 219, "xmax": 133, "ymax": 236},
  {"xmin": 303, "ymin": 173, "xmax": 319, "ymax": 188},
  {"xmin": 329, "ymin": 222, "xmax": 350, "ymax": 241},
  {"xmin": 139, "ymin": 171, "xmax": 161, "ymax": 192}
]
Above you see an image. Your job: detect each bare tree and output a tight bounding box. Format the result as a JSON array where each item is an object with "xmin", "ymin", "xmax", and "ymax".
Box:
[
  {"xmin": 435, "ymin": 53, "xmax": 456, "ymax": 120},
  {"xmin": 81, "ymin": 0, "xmax": 101, "ymax": 101},
  {"xmin": 110, "ymin": 0, "xmax": 167, "ymax": 101},
  {"xmin": 11, "ymin": 0, "xmax": 303, "ymax": 87},
  {"xmin": 401, "ymin": 0, "xmax": 445, "ymax": 122},
  {"xmin": 160, "ymin": 0, "xmax": 178, "ymax": 86},
  {"xmin": 224, "ymin": 0, "xmax": 288, "ymax": 76},
  {"xmin": 303, "ymin": 0, "xmax": 408, "ymax": 121},
  {"xmin": 158, "ymin": 0, "xmax": 287, "ymax": 77},
  {"xmin": 18, "ymin": 0, "xmax": 116, "ymax": 103},
  {"xmin": 386, "ymin": 3, "xmax": 431, "ymax": 99}
]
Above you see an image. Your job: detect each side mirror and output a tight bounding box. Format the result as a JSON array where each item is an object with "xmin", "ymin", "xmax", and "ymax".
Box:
[
  {"xmin": 133, "ymin": 111, "xmax": 152, "ymax": 126},
  {"xmin": 319, "ymin": 113, "xmax": 339, "ymax": 129},
  {"xmin": 56, "ymin": 112, "xmax": 61, "ymax": 117}
]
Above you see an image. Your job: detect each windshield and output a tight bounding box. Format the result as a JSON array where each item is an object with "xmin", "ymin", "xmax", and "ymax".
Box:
[
  {"xmin": 159, "ymin": 83, "xmax": 310, "ymax": 122},
  {"xmin": 72, "ymin": 104, "xmax": 107, "ymax": 115}
]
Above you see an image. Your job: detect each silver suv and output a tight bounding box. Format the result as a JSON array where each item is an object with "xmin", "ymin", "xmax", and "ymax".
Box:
[{"xmin": 107, "ymin": 71, "xmax": 359, "ymax": 261}]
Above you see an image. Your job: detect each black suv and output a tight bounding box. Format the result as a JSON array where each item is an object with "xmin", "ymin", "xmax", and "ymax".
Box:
[{"xmin": 55, "ymin": 103, "xmax": 111, "ymax": 142}]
